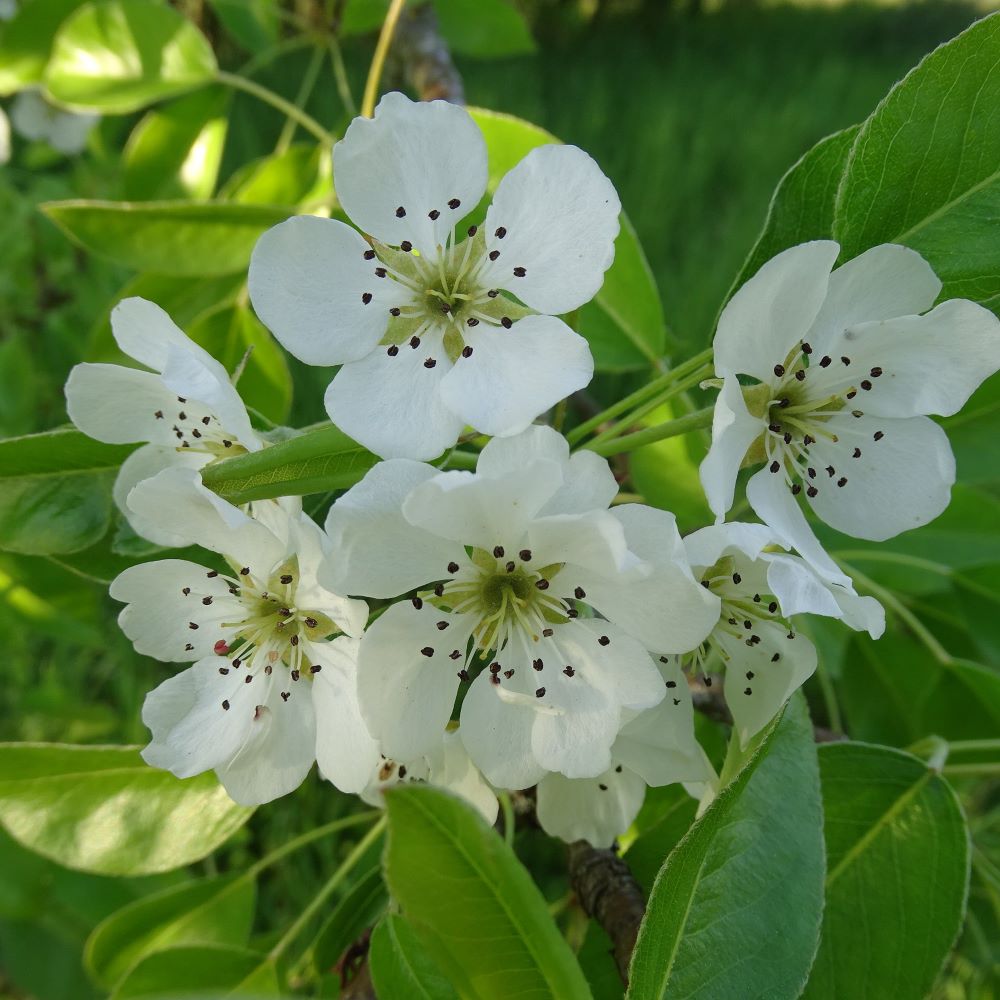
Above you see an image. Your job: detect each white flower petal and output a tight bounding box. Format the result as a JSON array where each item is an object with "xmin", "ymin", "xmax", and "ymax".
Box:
[
  {"xmin": 476, "ymin": 424, "xmax": 618, "ymax": 515},
  {"xmin": 248, "ymin": 215, "xmax": 408, "ymax": 366},
  {"xmin": 479, "ymin": 144, "xmax": 621, "ymax": 315},
  {"xmin": 215, "ymin": 672, "xmax": 316, "ymax": 805},
  {"xmin": 821, "ymin": 299, "xmax": 1000, "ymax": 419},
  {"xmin": 333, "ymin": 91, "xmax": 488, "ymax": 252},
  {"xmin": 529, "ymin": 510, "xmax": 632, "ymax": 578},
  {"xmin": 323, "ymin": 459, "xmax": 462, "ymax": 599},
  {"xmin": 700, "ymin": 374, "xmax": 765, "ymax": 520},
  {"xmin": 682, "ymin": 521, "xmax": 779, "ymax": 572},
  {"xmin": 440, "ymin": 315, "xmax": 593, "ymax": 438},
  {"xmin": 402, "ymin": 460, "xmax": 563, "ymax": 551},
  {"xmin": 112, "ymin": 444, "xmax": 211, "ymax": 548},
  {"xmin": 127, "ymin": 466, "xmax": 286, "ymax": 570},
  {"xmin": 141, "ymin": 658, "xmax": 259, "ymax": 779},
  {"xmin": 111, "ymin": 297, "xmax": 230, "ymax": 383},
  {"xmin": 805, "ymin": 412, "xmax": 955, "ymax": 542},
  {"xmin": 717, "ymin": 621, "xmax": 817, "ymax": 748},
  {"xmin": 805, "ymin": 243, "xmax": 942, "ymax": 355},
  {"xmin": 714, "ymin": 241, "xmax": 839, "ymax": 380},
  {"xmin": 615, "ymin": 658, "xmax": 713, "ymax": 787},
  {"xmin": 536, "ymin": 766, "xmax": 646, "ymax": 848},
  {"xmin": 572, "ymin": 505, "xmax": 721, "ymax": 654},
  {"xmin": 427, "ymin": 731, "xmax": 498, "ymax": 824},
  {"xmin": 829, "ymin": 587, "xmax": 885, "ymax": 639},
  {"xmin": 65, "ymin": 363, "xmax": 186, "ymax": 445},
  {"xmin": 324, "ymin": 327, "xmax": 465, "ymax": 460},
  {"xmin": 111, "ymin": 559, "xmax": 243, "ymax": 661},
  {"xmin": 311, "ymin": 637, "xmax": 382, "ymax": 794},
  {"xmin": 356, "ymin": 602, "xmax": 473, "ymax": 761},
  {"xmin": 746, "ymin": 467, "xmax": 849, "ymax": 586}
]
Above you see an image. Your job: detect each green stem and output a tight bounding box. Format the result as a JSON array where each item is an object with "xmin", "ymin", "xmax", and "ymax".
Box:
[
  {"xmin": 566, "ymin": 347, "xmax": 713, "ymax": 445},
  {"xmin": 329, "ymin": 36, "xmax": 357, "ymax": 117},
  {"xmin": 586, "ymin": 367, "xmax": 710, "ymax": 449},
  {"xmin": 499, "ymin": 792, "xmax": 515, "ymax": 848},
  {"xmin": 942, "ymin": 763, "xmax": 1000, "ymax": 777},
  {"xmin": 269, "ymin": 814, "xmax": 387, "ymax": 962},
  {"xmin": 217, "ymin": 70, "xmax": 336, "ymax": 146},
  {"xmin": 838, "ymin": 561, "xmax": 953, "ymax": 666},
  {"xmin": 945, "ymin": 739, "xmax": 1000, "ymax": 754},
  {"xmin": 361, "ymin": 0, "xmax": 407, "ymax": 118},
  {"xmin": 815, "ymin": 657, "xmax": 843, "ymax": 733},
  {"xmin": 275, "ymin": 44, "xmax": 326, "ymax": 153},
  {"xmin": 248, "ymin": 810, "xmax": 381, "ymax": 879},
  {"xmin": 584, "ymin": 406, "xmax": 714, "ymax": 458}
]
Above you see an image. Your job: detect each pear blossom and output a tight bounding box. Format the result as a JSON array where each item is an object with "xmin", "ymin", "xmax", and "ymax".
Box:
[
  {"xmin": 322, "ymin": 425, "xmax": 718, "ymax": 789},
  {"xmin": 110, "ymin": 466, "xmax": 371, "ymax": 805},
  {"xmin": 10, "ymin": 88, "xmax": 97, "ymax": 155},
  {"xmin": 674, "ymin": 521, "xmax": 884, "ymax": 746},
  {"xmin": 700, "ymin": 242, "xmax": 1000, "ymax": 582},
  {"xmin": 359, "ymin": 729, "xmax": 498, "ymax": 824},
  {"xmin": 536, "ymin": 656, "xmax": 714, "ymax": 847},
  {"xmin": 66, "ymin": 297, "xmax": 264, "ymax": 547},
  {"xmin": 248, "ymin": 91, "xmax": 621, "ymax": 461}
]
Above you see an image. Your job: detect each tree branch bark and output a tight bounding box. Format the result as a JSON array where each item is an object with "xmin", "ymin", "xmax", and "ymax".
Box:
[{"xmin": 388, "ymin": 2, "xmax": 465, "ymax": 104}]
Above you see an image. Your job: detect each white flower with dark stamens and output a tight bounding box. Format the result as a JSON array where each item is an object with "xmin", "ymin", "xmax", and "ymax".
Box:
[
  {"xmin": 674, "ymin": 521, "xmax": 884, "ymax": 746},
  {"xmin": 359, "ymin": 730, "xmax": 498, "ymax": 824},
  {"xmin": 10, "ymin": 88, "xmax": 97, "ymax": 155},
  {"xmin": 700, "ymin": 242, "xmax": 1000, "ymax": 582},
  {"xmin": 111, "ymin": 467, "xmax": 370, "ymax": 805},
  {"xmin": 536, "ymin": 656, "xmax": 714, "ymax": 847},
  {"xmin": 66, "ymin": 297, "xmax": 264, "ymax": 547},
  {"xmin": 248, "ymin": 91, "xmax": 621, "ymax": 461},
  {"xmin": 322, "ymin": 426, "xmax": 718, "ymax": 788}
]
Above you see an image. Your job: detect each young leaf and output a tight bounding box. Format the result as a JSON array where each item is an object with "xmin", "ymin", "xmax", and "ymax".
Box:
[
  {"xmin": 85, "ymin": 875, "xmax": 256, "ymax": 989},
  {"xmin": 834, "ymin": 12, "xmax": 1000, "ymax": 306},
  {"xmin": 311, "ymin": 865, "xmax": 387, "ymax": 974},
  {"xmin": 44, "ymin": 0, "xmax": 217, "ymax": 113},
  {"xmin": 369, "ymin": 914, "xmax": 460, "ymax": 1000},
  {"xmin": 0, "ymin": 429, "xmax": 135, "ymax": 555},
  {"xmin": 41, "ymin": 200, "xmax": 294, "ymax": 276},
  {"xmin": 627, "ymin": 695, "xmax": 824, "ymax": 1000},
  {"xmin": 109, "ymin": 944, "xmax": 268, "ymax": 999},
  {"xmin": 0, "ymin": 0, "xmax": 88, "ymax": 95},
  {"xmin": 801, "ymin": 743, "xmax": 970, "ymax": 1000},
  {"xmin": 383, "ymin": 784, "xmax": 594, "ymax": 1000},
  {"xmin": 0, "ymin": 743, "xmax": 252, "ymax": 875},
  {"xmin": 200, "ymin": 424, "xmax": 378, "ymax": 504}
]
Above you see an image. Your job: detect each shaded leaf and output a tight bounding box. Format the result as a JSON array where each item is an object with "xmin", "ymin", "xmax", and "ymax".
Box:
[{"xmin": 369, "ymin": 914, "xmax": 459, "ymax": 1000}]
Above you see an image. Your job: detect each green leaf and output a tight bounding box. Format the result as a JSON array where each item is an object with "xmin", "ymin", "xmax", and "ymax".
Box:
[
  {"xmin": 45, "ymin": 0, "xmax": 217, "ymax": 114},
  {"xmin": 187, "ymin": 303, "xmax": 292, "ymax": 426},
  {"xmin": 469, "ymin": 107, "xmax": 666, "ymax": 370},
  {"xmin": 0, "ymin": 429, "xmax": 135, "ymax": 555},
  {"xmin": 801, "ymin": 743, "xmax": 971, "ymax": 1000},
  {"xmin": 729, "ymin": 125, "xmax": 858, "ymax": 300},
  {"xmin": 369, "ymin": 914, "xmax": 459, "ymax": 1000},
  {"xmin": 623, "ymin": 786, "xmax": 697, "ymax": 894},
  {"xmin": 384, "ymin": 784, "xmax": 593, "ymax": 1000},
  {"xmin": 109, "ymin": 944, "xmax": 267, "ymax": 999},
  {"xmin": 0, "ymin": 0, "xmax": 89, "ymax": 95},
  {"xmin": 85, "ymin": 875, "xmax": 256, "ymax": 989},
  {"xmin": 627, "ymin": 696, "xmax": 824, "ymax": 1000},
  {"xmin": 0, "ymin": 743, "xmax": 252, "ymax": 875},
  {"xmin": 41, "ymin": 200, "xmax": 293, "ymax": 276},
  {"xmin": 220, "ymin": 144, "xmax": 333, "ymax": 208},
  {"xmin": 312, "ymin": 865, "xmax": 387, "ymax": 973},
  {"xmin": 206, "ymin": 0, "xmax": 278, "ymax": 54},
  {"xmin": 123, "ymin": 86, "xmax": 229, "ymax": 200},
  {"xmin": 834, "ymin": 12, "xmax": 1000, "ymax": 305},
  {"xmin": 433, "ymin": 0, "xmax": 535, "ymax": 58},
  {"xmin": 201, "ymin": 425, "xmax": 378, "ymax": 505}
]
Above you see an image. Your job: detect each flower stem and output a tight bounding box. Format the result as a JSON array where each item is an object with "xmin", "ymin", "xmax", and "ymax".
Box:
[
  {"xmin": 217, "ymin": 70, "xmax": 337, "ymax": 146},
  {"xmin": 268, "ymin": 814, "xmax": 387, "ymax": 962},
  {"xmin": 275, "ymin": 44, "xmax": 327, "ymax": 153},
  {"xmin": 566, "ymin": 347, "xmax": 713, "ymax": 446},
  {"xmin": 584, "ymin": 406, "xmax": 714, "ymax": 458},
  {"xmin": 361, "ymin": 0, "xmax": 408, "ymax": 118},
  {"xmin": 329, "ymin": 35, "xmax": 357, "ymax": 117},
  {"xmin": 247, "ymin": 810, "xmax": 381, "ymax": 878}
]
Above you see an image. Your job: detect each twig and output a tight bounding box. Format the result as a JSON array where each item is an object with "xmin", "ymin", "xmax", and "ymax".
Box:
[{"xmin": 391, "ymin": 2, "xmax": 465, "ymax": 104}]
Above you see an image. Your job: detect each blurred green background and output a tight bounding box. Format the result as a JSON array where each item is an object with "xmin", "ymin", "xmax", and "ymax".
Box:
[{"xmin": 1, "ymin": 1, "xmax": 996, "ymax": 997}]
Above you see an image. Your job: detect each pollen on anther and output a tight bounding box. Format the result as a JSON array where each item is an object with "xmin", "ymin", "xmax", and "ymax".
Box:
[
  {"xmin": 390, "ymin": 307, "xmax": 401, "ymax": 317},
  {"xmin": 598, "ymin": 635, "xmax": 610, "ymax": 646},
  {"xmin": 364, "ymin": 249, "xmax": 376, "ymax": 260},
  {"xmin": 535, "ymin": 687, "xmax": 545, "ymax": 698},
  {"xmin": 395, "ymin": 206, "xmax": 406, "ymax": 218},
  {"xmin": 428, "ymin": 209, "xmax": 440, "ymax": 220},
  {"xmin": 564, "ymin": 666, "xmax": 575, "ymax": 676},
  {"xmin": 387, "ymin": 345, "xmax": 399, "ymax": 356},
  {"xmin": 461, "ymin": 345, "xmax": 473, "ymax": 359},
  {"xmin": 375, "ymin": 267, "xmax": 387, "ymax": 278},
  {"xmin": 807, "ymin": 485, "xmax": 818, "ymax": 498},
  {"xmin": 412, "ymin": 597, "xmax": 423, "ymax": 610},
  {"xmin": 769, "ymin": 460, "xmax": 780, "ymax": 473},
  {"xmin": 501, "ymin": 317, "xmax": 512, "ymax": 329},
  {"xmin": 837, "ymin": 477, "xmax": 848, "ymax": 487},
  {"xmin": 448, "ymin": 198, "xmax": 461, "ymax": 209},
  {"xmin": 773, "ymin": 364, "xmax": 785, "ymax": 377},
  {"xmin": 493, "ymin": 545, "xmax": 505, "ymax": 558},
  {"xmin": 400, "ymin": 240, "xmax": 412, "ymax": 252},
  {"xmin": 423, "ymin": 358, "xmax": 437, "ymax": 369},
  {"xmin": 519, "ymin": 549, "xmax": 532, "ymax": 561},
  {"xmin": 361, "ymin": 292, "xmax": 373, "ymax": 305},
  {"xmin": 467, "ymin": 225, "xmax": 477, "ymax": 237},
  {"xmin": 409, "ymin": 336, "xmax": 421, "ymax": 348},
  {"xmin": 574, "ymin": 586, "xmax": 586, "ymax": 599},
  {"xmin": 819, "ymin": 356, "xmax": 832, "ymax": 368},
  {"xmin": 488, "ymin": 250, "xmax": 500, "ymax": 261},
  {"xmin": 874, "ymin": 430, "xmax": 884, "ymax": 441},
  {"xmin": 543, "ymin": 628, "xmax": 553, "ymax": 637},
  {"xmin": 467, "ymin": 317, "xmax": 479, "ymax": 327},
  {"xmin": 450, "ymin": 649, "xmax": 462, "ymax": 660},
  {"xmin": 222, "ymin": 700, "xmax": 230, "ymax": 710},
  {"xmin": 448, "ymin": 561, "xmax": 459, "ymax": 573},
  {"xmin": 513, "ymin": 266, "xmax": 526, "ymax": 277},
  {"xmin": 437, "ymin": 620, "xmax": 449, "ymax": 630},
  {"xmin": 420, "ymin": 647, "xmax": 434, "ymax": 657},
  {"xmin": 536, "ymin": 579, "xmax": 549, "ymax": 590},
  {"xmin": 188, "ymin": 622, "xmax": 199, "ymax": 630},
  {"xmin": 533, "ymin": 658, "xmax": 543, "ymax": 671}
]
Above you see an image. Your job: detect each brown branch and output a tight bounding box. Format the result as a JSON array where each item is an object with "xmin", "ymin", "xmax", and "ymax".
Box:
[
  {"xmin": 568, "ymin": 841, "xmax": 646, "ymax": 986},
  {"xmin": 389, "ymin": 2, "xmax": 465, "ymax": 104}
]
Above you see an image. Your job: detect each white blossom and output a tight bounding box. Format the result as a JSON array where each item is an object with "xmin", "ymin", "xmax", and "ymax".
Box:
[
  {"xmin": 111, "ymin": 467, "xmax": 371, "ymax": 805},
  {"xmin": 248, "ymin": 91, "xmax": 621, "ymax": 461},
  {"xmin": 358, "ymin": 729, "xmax": 498, "ymax": 824},
  {"xmin": 676, "ymin": 521, "xmax": 884, "ymax": 746},
  {"xmin": 65, "ymin": 297, "xmax": 264, "ymax": 547},
  {"xmin": 322, "ymin": 425, "xmax": 718, "ymax": 789},
  {"xmin": 536, "ymin": 656, "xmax": 714, "ymax": 847},
  {"xmin": 700, "ymin": 242, "xmax": 1000, "ymax": 582},
  {"xmin": 10, "ymin": 88, "xmax": 97, "ymax": 155}
]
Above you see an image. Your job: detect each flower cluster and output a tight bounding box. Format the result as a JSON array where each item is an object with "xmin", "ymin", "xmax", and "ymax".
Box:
[{"xmin": 67, "ymin": 93, "xmax": 1000, "ymax": 848}]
